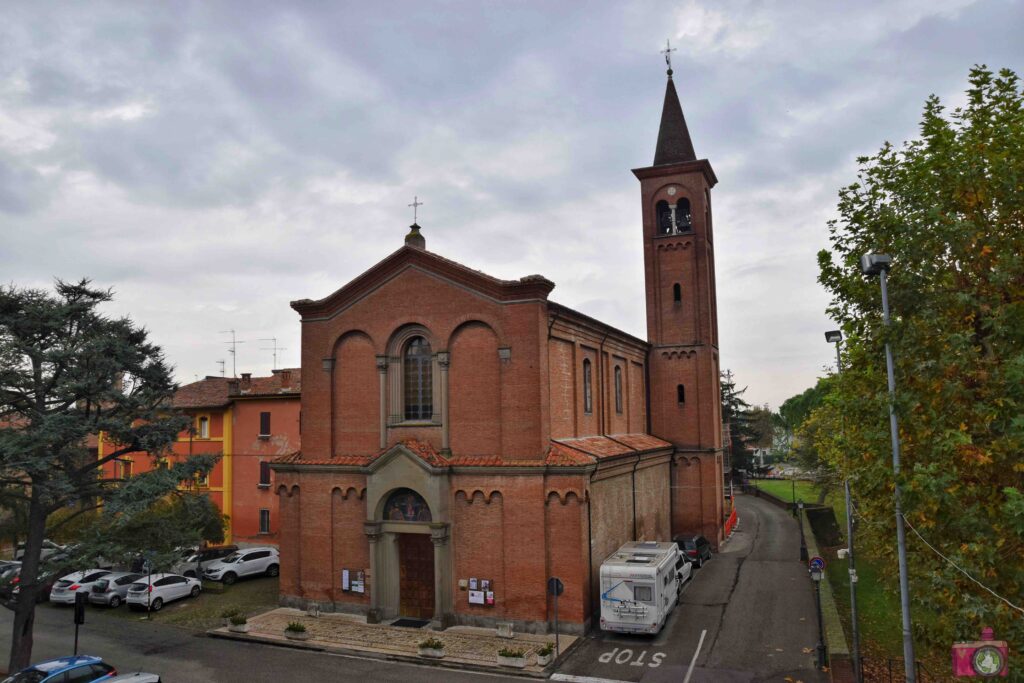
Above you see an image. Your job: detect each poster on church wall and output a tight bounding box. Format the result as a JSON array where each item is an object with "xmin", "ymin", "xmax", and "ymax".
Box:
[
  {"xmin": 485, "ymin": 591, "xmax": 495, "ymax": 605},
  {"xmin": 469, "ymin": 578, "xmax": 478, "ymax": 590},
  {"xmin": 342, "ymin": 569, "xmax": 365, "ymax": 593},
  {"xmin": 342, "ymin": 569, "xmax": 350, "ymax": 591},
  {"xmin": 468, "ymin": 590, "xmax": 485, "ymax": 605}
]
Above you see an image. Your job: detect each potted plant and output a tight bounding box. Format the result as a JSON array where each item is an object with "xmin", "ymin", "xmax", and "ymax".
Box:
[
  {"xmin": 220, "ymin": 607, "xmax": 240, "ymax": 627},
  {"xmin": 418, "ymin": 636, "xmax": 445, "ymax": 659},
  {"xmin": 284, "ymin": 621, "xmax": 310, "ymax": 641},
  {"xmin": 536, "ymin": 642, "xmax": 555, "ymax": 666},
  {"xmin": 228, "ymin": 614, "xmax": 249, "ymax": 633},
  {"xmin": 497, "ymin": 647, "xmax": 527, "ymax": 669}
]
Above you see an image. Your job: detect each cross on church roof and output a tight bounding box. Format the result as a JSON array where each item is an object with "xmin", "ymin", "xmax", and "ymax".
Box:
[
  {"xmin": 408, "ymin": 196, "xmax": 423, "ymax": 223},
  {"xmin": 661, "ymin": 39, "xmax": 676, "ymax": 77}
]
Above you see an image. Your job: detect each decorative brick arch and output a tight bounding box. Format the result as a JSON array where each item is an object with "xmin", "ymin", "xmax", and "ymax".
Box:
[
  {"xmin": 454, "ymin": 489, "xmax": 502, "ymax": 504},
  {"xmin": 444, "ymin": 316, "xmax": 506, "ymax": 350},
  {"xmin": 330, "ymin": 329, "xmax": 375, "ymax": 359}
]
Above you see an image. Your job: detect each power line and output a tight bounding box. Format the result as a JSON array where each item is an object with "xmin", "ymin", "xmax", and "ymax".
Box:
[{"xmin": 901, "ymin": 513, "xmax": 1023, "ymax": 615}]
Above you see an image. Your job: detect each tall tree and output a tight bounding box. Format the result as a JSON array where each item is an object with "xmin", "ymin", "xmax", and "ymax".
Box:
[
  {"xmin": 721, "ymin": 370, "xmax": 756, "ymax": 472},
  {"xmin": 0, "ymin": 280, "xmax": 214, "ymax": 671},
  {"xmin": 815, "ymin": 66, "xmax": 1024, "ymax": 647}
]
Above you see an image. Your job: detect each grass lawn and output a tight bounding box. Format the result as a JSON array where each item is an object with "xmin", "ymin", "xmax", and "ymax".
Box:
[{"xmin": 60, "ymin": 576, "xmax": 280, "ymax": 632}]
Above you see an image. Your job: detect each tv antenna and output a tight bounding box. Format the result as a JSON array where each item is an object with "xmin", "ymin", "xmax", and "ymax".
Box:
[
  {"xmin": 216, "ymin": 360, "xmax": 226, "ymax": 377},
  {"xmin": 219, "ymin": 330, "xmax": 246, "ymax": 377},
  {"xmin": 259, "ymin": 337, "xmax": 288, "ymax": 370}
]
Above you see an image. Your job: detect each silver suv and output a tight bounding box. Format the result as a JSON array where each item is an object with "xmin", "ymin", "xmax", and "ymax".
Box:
[{"xmin": 203, "ymin": 547, "xmax": 279, "ymax": 585}]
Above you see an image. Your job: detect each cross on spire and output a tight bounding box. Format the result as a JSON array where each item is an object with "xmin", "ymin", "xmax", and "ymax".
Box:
[
  {"xmin": 408, "ymin": 195, "xmax": 423, "ymax": 223},
  {"xmin": 661, "ymin": 39, "xmax": 676, "ymax": 77}
]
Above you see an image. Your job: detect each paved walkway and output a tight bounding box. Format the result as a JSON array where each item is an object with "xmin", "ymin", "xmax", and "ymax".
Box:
[{"xmin": 212, "ymin": 607, "xmax": 575, "ymax": 676}]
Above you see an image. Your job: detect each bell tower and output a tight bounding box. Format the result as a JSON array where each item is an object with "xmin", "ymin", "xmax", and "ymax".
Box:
[{"xmin": 633, "ymin": 62, "xmax": 724, "ymax": 545}]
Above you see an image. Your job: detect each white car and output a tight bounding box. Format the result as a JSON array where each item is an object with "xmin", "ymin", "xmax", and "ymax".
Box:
[
  {"xmin": 48, "ymin": 569, "xmax": 113, "ymax": 605},
  {"xmin": 126, "ymin": 573, "xmax": 201, "ymax": 611},
  {"xmin": 203, "ymin": 547, "xmax": 279, "ymax": 585}
]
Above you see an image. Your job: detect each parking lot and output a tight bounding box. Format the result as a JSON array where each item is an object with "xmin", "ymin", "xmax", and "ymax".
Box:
[{"xmin": 553, "ymin": 494, "xmax": 828, "ymax": 683}]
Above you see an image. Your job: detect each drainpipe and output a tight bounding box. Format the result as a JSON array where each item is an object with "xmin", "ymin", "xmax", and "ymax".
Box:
[
  {"xmin": 631, "ymin": 454, "xmax": 641, "ymax": 540},
  {"xmin": 586, "ymin": 471, "xmax": 595, "ymax": 628}
]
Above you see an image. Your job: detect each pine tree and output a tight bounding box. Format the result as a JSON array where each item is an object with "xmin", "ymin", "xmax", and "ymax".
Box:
[{"xmin": 0, "ymin": 279, "xmax": 215, "ymax": 671}]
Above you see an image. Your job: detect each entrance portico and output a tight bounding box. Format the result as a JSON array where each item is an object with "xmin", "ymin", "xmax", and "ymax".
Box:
[{"xmin": 363, "ymin": 443, "xmax": 453, "ymax": 623}]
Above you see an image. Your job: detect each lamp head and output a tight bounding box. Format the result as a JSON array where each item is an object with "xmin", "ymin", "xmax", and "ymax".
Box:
[
  {"xmin": 825, "ymin": 330, "xmax": 843, "ymax": 343},
  {"xmin": 860, "ymin": 253, "xmax": 892, "ymax": 276}
]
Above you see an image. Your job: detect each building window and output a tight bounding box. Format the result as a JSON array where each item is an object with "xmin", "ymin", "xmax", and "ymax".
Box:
[
  {"xmin": 383, "ymin": 488, "xmax": 432, "ymax": 522},
  {"xmin": 119, "ymin": 459, "xmax": 133, "ymax": 480},
  {"xmin": 677, "ymin": 384, "xmax": 686, "ymax": 404},
  {"xmin": 403, "ymin": 336, "xmax": 433, "ymax": 420},
  {"xmin": 197, "ymin": 416, "xmax": 210, "ymax": 439},
  {"xmin": 259, "ymin": 509, "xmax": 271, "ymax": 534},
  {"xmin": 195, "ymin": 470, "xmax": 209, "ymax": 488},
  {"xmin": 259, "ymin": 411, "xmax": 271, "ymax": 437},
  {"xmin": 614, "ymin": 366, "xmax": 623, "ymax": 414},
  {"xmin": 656, "ymin": 200, "xmax": 673, "ymax": 234},
  {"xmin": 673, "ymin": 283, "xmax": 681, "ymax": 303},
  {"xmin": 583, "ymin": 359, "xmax": 593, "ymax": 414},
  {"xmin": 259, "ymin": 461, "xmax": 271, "ymax": 487},
  {"xmin": 675, "ymin": 198, "xmax": 692, "ymax": 232},
  {"xmin": 156, "ymin": 457, "xmax": 170, "ymax": 470}
]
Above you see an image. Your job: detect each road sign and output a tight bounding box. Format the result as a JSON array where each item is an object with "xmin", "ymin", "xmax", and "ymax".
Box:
[
  {"xmin": 809, "ymin": 556, "xmax": 826, "ymax": 571},
  {"xmin": 547, "ymin": 577, "xmax": 564, "ymax": 596}
]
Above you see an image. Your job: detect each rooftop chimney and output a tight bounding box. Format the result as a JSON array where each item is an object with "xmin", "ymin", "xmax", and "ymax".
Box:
[
  {"xmin": 279, "ymin": 369, "xmax": 292, "ymax": 390},
  {"xmin": 240, "ymin": 373, "xmax": 252, "ymax": 392}
]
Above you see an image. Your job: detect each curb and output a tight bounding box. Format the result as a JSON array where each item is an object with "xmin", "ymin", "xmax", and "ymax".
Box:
[{"xmin": 208, "ymin": 627, "xmax": 583, "ymax": 679}]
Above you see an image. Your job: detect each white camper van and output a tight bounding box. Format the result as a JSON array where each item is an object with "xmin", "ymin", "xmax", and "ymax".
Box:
[{"xmin": 599, "ymin": 541, "xmax": 682, "ymax": 634}]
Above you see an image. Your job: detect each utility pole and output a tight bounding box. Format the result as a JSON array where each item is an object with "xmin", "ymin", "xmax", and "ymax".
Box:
[
  {"xmin": 861, "ymin": 253, "xmax": 915, "ymax": 682},
  {"xmin": 826, "ymin": 329, "xmax": 862, "ymax": 683},
  {"xmin": 220, "ymin": 330, "xmax": 245, "ymax": 378}
]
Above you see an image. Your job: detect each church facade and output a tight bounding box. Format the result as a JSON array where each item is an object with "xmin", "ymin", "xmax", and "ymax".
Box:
[{"xmin": 272, "ymin": 71, "xmax": 724, "ymax": 633}]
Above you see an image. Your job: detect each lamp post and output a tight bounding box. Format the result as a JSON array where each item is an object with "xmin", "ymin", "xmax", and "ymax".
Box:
[
  {"xmin": 825, "ymin": 329, "xmax": 862, "ymax": 683},
  {"xmin": 860, "ymin": 253, "xmax": 916, "ymax": 682}
]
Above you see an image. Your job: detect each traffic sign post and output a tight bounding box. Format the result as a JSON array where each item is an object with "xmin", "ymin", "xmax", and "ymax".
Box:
[
  {"xmin": 73, "ymin": 592, "xmax": 86, "ymax": 655},
  {"xmin": 548, "ymin": 577, "xmax": 564, "ymax": 657}
]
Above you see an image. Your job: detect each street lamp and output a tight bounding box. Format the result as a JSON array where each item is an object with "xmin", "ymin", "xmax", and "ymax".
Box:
[
  {"xmin": 825, "ymin": 328, "xmax": 862, "ymax": 683},
  {"xmin": 860, "ymin": 252, "xmax": 916, "ymax": 683}
]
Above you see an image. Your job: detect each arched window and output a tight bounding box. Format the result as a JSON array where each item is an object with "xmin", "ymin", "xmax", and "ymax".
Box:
[
  {"xmin": 673, "ymin": 283, "xmax": 682, "ymax": 303},
  {"xmin": 383, "ymin": 488, "xmax": 432, "ymax": 522},
  {"xmin": 656, "ymin": 201, "xmax": 673, "ymax": 235},
  {"xmin": 403, "ymin": 336, "xmax": 433, "ymax": 420},
  {"xmin": 583, "ymin": 359, "xmax": 593, "ymax": 414},
  {"xmin": 614, "ymin": 366, "xmax": 623, "ymax": 414},
  {"xmin": 675, "ymin": 198, "xmax": 692, "ymax": 232},
  {"xmin": 677, "ymin": 384, "xmax": 686, "ymax": 404}
]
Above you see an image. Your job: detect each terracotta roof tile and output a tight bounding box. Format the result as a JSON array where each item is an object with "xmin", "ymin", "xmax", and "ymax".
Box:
[
  {"xmin": 230, "ymin": 368, "xmax": 302, "ymax": 397},
  {"xmin": 554, "ymin": 433, "xmax": 673, "ymax": 459},
  {"xmin": 173, "ymin": 377, "xmax": 231, "ymax": 409},
  {"xmin": 609, "ymin": 433, "xmax": 674, "ymax": 452}
]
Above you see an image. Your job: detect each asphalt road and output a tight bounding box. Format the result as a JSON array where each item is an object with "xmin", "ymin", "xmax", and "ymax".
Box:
[
  {"xmin": 553, "ymin": 493, "xmax": 829, "ymax": 683},
  {"xmin": 0, "ymin": 603, "xmax": 525, "ymax": 683}
]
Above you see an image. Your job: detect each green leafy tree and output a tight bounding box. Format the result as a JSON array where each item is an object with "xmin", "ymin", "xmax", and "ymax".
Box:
[
  {"xmin": 815, "ymin": 66, "xmax": 1024, "ymax": 649},
  {"xmin": 0, "ymin": 280, "xmax": 216, "ymax": 671},
  {"xmin": 780, "ymin": 378, "xmax": 841, "ymax": 502}
]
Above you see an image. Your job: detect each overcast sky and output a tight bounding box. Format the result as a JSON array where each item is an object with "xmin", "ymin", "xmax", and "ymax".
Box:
[{"xmin": 2, "ymin": 1, "xmax": 1022, "ymax": 409}]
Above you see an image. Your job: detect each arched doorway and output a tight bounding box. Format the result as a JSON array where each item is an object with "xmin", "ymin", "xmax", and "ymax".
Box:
[{"xmin": 383, "ymin": 488, "xmax": 436, "ymax": 619}]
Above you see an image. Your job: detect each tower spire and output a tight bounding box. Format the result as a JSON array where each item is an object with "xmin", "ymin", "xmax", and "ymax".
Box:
[{"xmin": 653, "ymin": 42, "xmax": 696, "ymax": 166}]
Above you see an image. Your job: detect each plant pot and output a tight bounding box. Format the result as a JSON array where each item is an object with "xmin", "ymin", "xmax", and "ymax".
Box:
[
  {"xmin": 418, "ymin": 647, "xmax": 445, "ymax": 659},
  {"xmin": 536, "ymin": 652, "xmax": 553, "ymax": 666},
  {"xmin": 228, "ymin": 623, "xmax": 249, "ymax": 633},
  {"xmin": 497, "ymin": 655, "xmax": 527, "ymax": 669},
  {"xmin": 285, "ymin": 630, "xmax": 310, "ymax": 641}
]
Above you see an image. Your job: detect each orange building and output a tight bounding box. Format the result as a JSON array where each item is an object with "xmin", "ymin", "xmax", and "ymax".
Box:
[{"xmin": 98, "ymin": 369, "xmax": 301, "ymax": 546}]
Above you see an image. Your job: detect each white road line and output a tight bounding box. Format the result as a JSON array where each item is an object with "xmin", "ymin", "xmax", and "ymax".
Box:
[
  {"xmin": 682, "ymin": 628, "xmax": 708, "ymax": 683},
  {"xmin": 551, "ymin": 674, "xmax": 634, "ymax": 683}
]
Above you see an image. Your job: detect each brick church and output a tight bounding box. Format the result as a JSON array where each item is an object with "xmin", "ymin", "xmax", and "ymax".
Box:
[{"xmin": 272, "ymin": 67, "xmax": 724, "ymax": 633}]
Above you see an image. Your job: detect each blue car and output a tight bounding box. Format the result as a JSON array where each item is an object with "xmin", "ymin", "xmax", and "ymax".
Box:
[{"xmin": 1, "ymin": 655, "xmax": 117, "ymax": 683}]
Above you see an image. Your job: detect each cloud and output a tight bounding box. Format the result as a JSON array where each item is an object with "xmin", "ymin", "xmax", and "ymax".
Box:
[{"xmin": 0, "ymin": 0, "xmax": 1021, "ymax": 408}]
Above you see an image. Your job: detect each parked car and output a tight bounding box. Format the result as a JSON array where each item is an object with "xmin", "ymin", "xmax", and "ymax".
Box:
[
  {"xmin": 49, "ymin": 570, "xmax": 113, "ymax": 605},
  {"xmin": 675, "ymin": 550, "xmax": 693, "ymax": 588},
  {"xmin": 88, "ymin": 572, "xmax": 144, "ymax": 608},
  {"xmin": 673, "ymin": 533, "xmax": 712, "ymax": 568},
  {"xmin": 0, "ymin": 655, "xmax": 117, "ymax": 683},
  {"xmin": 0, "ymin": 561, "xmax": 74, "ymax": 604},
  {"xmin": 126, "ymin": 573, "xmax": 201, "ymax": 611},
  {"xmin": 106, "ymin": 673, "xmax": 160, "ymax": 683},
  {"xmin": 203, "ymin": 547, "xmax": 279, "ymax": 585},
  {"xmin": 171, "ymin": 545, "xmax": 238, "ymax": 578},
  {"xmin": 13, "ymin": 540, "xmax": 65, "ymax": 561}
]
